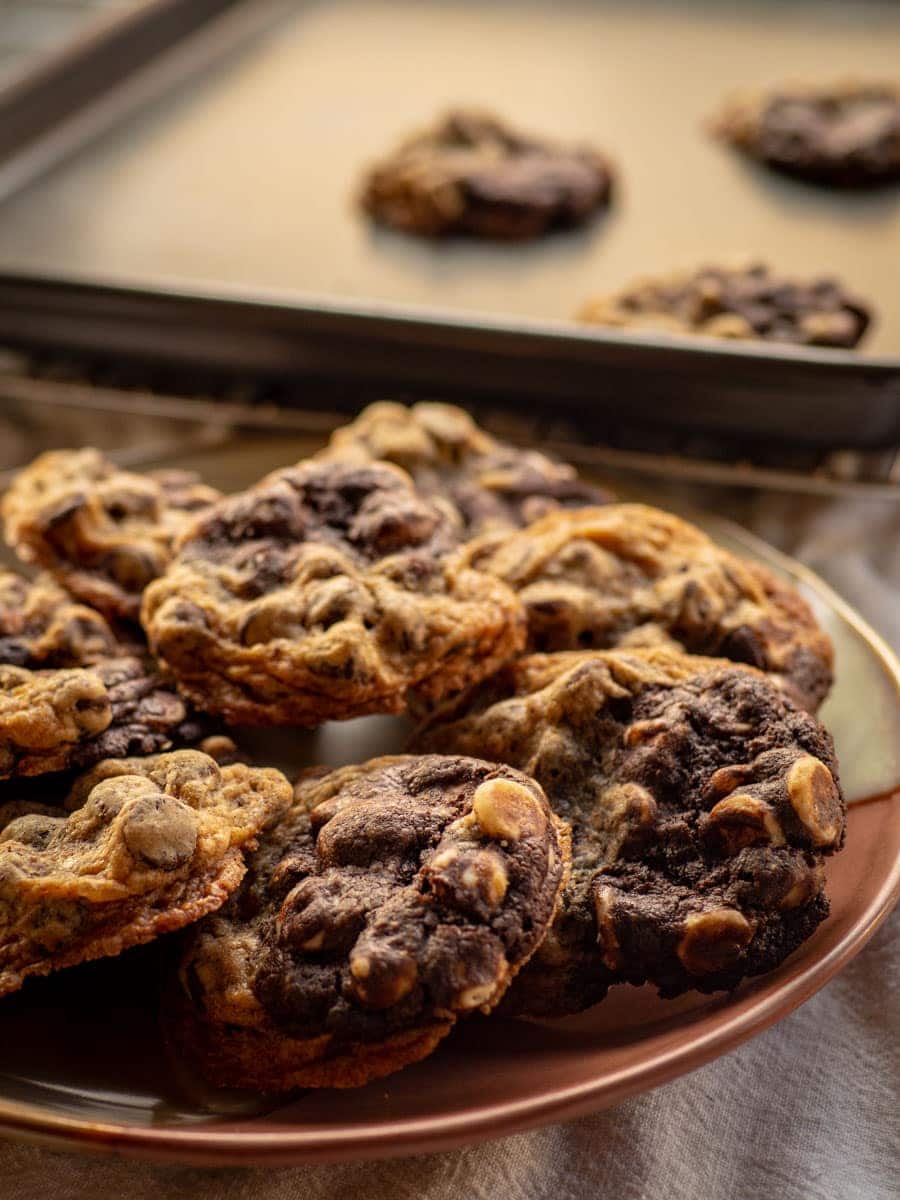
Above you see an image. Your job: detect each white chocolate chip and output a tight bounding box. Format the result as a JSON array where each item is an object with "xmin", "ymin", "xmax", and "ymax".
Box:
[
  {"xmin": 787, "ymin": 756, "xmax": 842, "ymax": 848},
  {"xmin": 472, "ymin": 778, "xmax": 544, "ymax": 841},
  {"xmin": 677, "ymin": 909, "xmax": 754, "ymax": 975}
]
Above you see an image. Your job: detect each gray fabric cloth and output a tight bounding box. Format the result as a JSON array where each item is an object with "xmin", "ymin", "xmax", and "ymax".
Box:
[{"xmin": 2, "ymin": 489, "xmax": 898, "ymax": 1200}]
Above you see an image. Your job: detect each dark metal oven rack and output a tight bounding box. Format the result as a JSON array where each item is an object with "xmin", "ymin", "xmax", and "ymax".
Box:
[{"xmin": 1, "ymin": 346, "xmax": 897, "ymax": 501}]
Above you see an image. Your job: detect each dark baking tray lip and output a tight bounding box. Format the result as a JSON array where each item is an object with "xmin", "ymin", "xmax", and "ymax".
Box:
[
  {"xmin": 2, "ymin": 266, "xmax": 899, "ymax": 449},
  {"xmin": 2, "ymin": 265, "xmax": 899, "ymax": 371}
]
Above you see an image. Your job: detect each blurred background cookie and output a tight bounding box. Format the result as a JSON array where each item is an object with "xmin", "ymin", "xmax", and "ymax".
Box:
[{"xmin": 361, "ymin": 109, "xmax": 614, "ymax": 239}]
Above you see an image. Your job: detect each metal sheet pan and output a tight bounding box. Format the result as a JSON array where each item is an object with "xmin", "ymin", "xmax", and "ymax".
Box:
[{"xmin": 0, "ymin": 0, "xmax": 897, "ymax": 444}]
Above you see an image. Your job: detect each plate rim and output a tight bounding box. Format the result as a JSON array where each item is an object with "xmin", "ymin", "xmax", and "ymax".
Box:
[{"xmin": 1, "ymin": 519, "xmax": 898, "ymax": 1165}]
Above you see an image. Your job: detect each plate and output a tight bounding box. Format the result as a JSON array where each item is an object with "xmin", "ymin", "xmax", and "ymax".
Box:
[{"xmin": 0, "ymin": 514, "xmax": 897, "ymax": 1165}]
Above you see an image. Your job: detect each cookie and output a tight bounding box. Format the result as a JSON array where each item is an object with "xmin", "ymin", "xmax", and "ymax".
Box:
[
  {"xmin": 0, "ymin": 748, "xmax": 291, "ymax": 997},
  {"xmin": 2, "ymin": 448, "xmax": 221, "ymax": 622},
  {"xmin": 141, "ymin": 459, "xmax": 526, "ymax": 726},
  {"xmin": 579, "ymin": 262, "xmax": 871, "ymax": 348},
  {"xmin": 0, "ymin": 655, "xmax": 209, "ymax": 780},
  {"xmin": 712, "ymin": 81, "xmax": 900, "ymax": 188},
  {"xmin": 173, "ymin": 754, "xmax": 569, "ymax": 1090},
  {"xmin": 412, "ymin": 649, "xmax": 845, "ymax": 1015},
  {"xmin": 361, "ymin": 109, "xmax": 613, "ymax": 239},
  {"xmin": 458, "ymin": 503, "xmax": 833, "ymax": 712},
  {"xmin": 321, "ymin": 402, "xmax": 612, "ymax": 536},
  {"xmin": 0, "ymin": 570, "xmax": 121, "ymax": 668}
]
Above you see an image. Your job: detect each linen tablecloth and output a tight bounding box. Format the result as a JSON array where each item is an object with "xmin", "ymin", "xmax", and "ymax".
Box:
[{"xmin": 3, "ymin": 488, "xmax": 898, "ymax": 1200}]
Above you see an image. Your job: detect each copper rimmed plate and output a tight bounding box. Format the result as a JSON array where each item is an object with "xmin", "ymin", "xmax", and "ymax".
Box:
[{"xmin": 0, "ymin": 516, "xmax": 897, "ymax": 1165}]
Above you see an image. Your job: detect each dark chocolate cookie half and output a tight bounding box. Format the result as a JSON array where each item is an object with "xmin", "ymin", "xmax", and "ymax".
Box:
[
  {"xmin": 579, "ymin": 262, "xmax": 871, "ymax": 348},
  {"xmin": 0, "ymin": 748, "xmax": 291, "ymax": 997},
  {"xmin": 712, "ymin": 81, "xmax": 900, "ymax": 188},
  {"xmin": 412, "ymin": 649, "xmax": 845, "ymax": 1016},
  {"xmin": 321, "ymin": 402, "xmax": 612, "ymax": 536},
  {"xmin": 141, "ymin": 458, "xmax": 526, "ymax": 726},
  {"xmin": 361, "ymin": 109, "xmax": 613, "ymax": 239},
  {"xmin": 458, "ymin": 503, "xmax": 833, "ymax": 713},
  {"xmin": 173, "ymin": 754, "xmax": 569, "ymax": 1089}
]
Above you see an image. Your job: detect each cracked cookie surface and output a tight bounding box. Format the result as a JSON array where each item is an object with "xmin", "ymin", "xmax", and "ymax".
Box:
[
  {"xmin": 0, "ymin": 748, "xmax": 291, "ymax": 996},
  {"xmin": 412, "ymin": 649, "xmax": 845, "ymax": 1015},
  {"xmin": 321, "ymin": 402, "xmax": 612, "ymax": 536},
  {"xmin": 141, "ymin": 459, "xmax": 526, "ymax": 726},
  {"xmin": 0, "ymin": 570, "xmax": 121, "ymax": 668},
  {"xmin": 174, "ymin": 754, "xmax": 568, "ymax": 1089},
  {"xmin": 459, "ymin": 503, "xmax": 833, "ymax": 712},
  {"xmin": 2, "ymin": 448, "xmax": 221, "ymax": 622},
  {"xmin": 579, "ymin": 263, "xmax": 871, "ymax": 348},
  {"xmin": 361, "ymin": 110, "xmax": 613, "ymax": 239},
  {"xmin": 712, "ymin": 81, "xmax": 900, "ymax": 188}
]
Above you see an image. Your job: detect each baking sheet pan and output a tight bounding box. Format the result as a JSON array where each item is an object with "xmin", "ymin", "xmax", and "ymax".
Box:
[{"xmin": 0, "ymin": 0, "xmax": 897, "ymax": 443}]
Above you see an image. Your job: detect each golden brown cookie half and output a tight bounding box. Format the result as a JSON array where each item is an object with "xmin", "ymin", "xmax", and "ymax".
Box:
[
  {"xmin": 0, "ymin": 748, "xmax": 291, "ymax": 997},
  {"xmin": 173, "ymin": 754, "xmax": 569, "ymax": 1090},
  {"xmin": 458, "ymin": 503, "xmax": 833, "ymax": 712},
  {"xmin": 412, "ymin": 648, "xmax": 845, "ymax": 1016},
  {"xmin": 320, "ymin": 402, "xmax": 612, "ymax": 536},
  {"xmin": 2, "ymin": 449, "xmax": 220, "ymax": 622},
  {"xmin": 141, "ymin": 459, "xmax": 526, "ymax": 726},
  {"xmin": 361, "ymin": 109, "xmax": 613, "ymax": 239}
]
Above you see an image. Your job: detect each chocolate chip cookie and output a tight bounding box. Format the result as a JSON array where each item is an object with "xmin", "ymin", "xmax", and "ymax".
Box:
[
  {"xmin": 0, "ymin": 570, "xmax": 121, "ymax": 668},
  {"xmin": 712, "ymin": 81, "xmax": 900, "ymax": 188},
  {"xmin": 2, "ymin": 449, "xmax": 221, "ymax": 622},
  {"xmin": 141, "ymin": 459, "xmax": 526, "ymax": 726},
  {"xmin": 458, "ymin": 503, "xmax": 833, "ymax": 712},
  {"xmin": 0, "ymin": 655, "xmax": 210, "ymax": 780},
  {"xmin": 579, "ymin": 263, "xmax": 871, "ymax": 348},
  {"xmin": 412, "ymin": 649, "xmax": 845, "ymax": 1015},
  {"xmin": 0, "ymin": 748, "xmax": 291, "ymax": 997},
  {"xmin": 0, "ymin": 568, "xmax": 213, "ymax": 780},
  {"xmin": 361, "ymin": 110, "xmax": 614, "ymax": 239},
  {"xmin": 321, "ymin": 402, "xmax": 612, "ymax": 536},
  {"xmin": 173, "ymin": 754, "xmax": 569, "ymax": 1089}
]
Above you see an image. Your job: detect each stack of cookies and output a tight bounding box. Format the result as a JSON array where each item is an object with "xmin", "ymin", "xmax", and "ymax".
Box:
[{"xmin": 0, "ymin": 403, "xmax": 845, "ymax": 1090}]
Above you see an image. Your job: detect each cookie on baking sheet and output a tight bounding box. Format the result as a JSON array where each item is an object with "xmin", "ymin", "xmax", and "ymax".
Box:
[
  {"xmin": 579, "ymin": 262, "xmax": 871, "ymax": 348},
  {"xmin": 711, "ymin": 81, "xmax": 900, "ymax": 188},
  {"xmin": 412, "ymin": 649, "xmax": 845, "ymax": 1016},
  {"xmin": 457, "ymin": 503, "xmax": 833, "ymax": 712},
  {"xmin": 141, "ymin": 459, "xmax": 526, "ymax": 726},
  {"xmin": 0, "ymin": 748, "xmax": 291, "ymax": 997},
  {"xmin": 173, "ymin": 754, "xmax": 569, "ymax": 1090},
  {"xmin": 320, "ymin": 402, "xmax": 612, "ymax": 536},
  {"xmin": 2, "ymin": 448, "xmax": 221, "ymax": 622},
  {"xmin": 361, "ymin": 109, "xmax": 613, "ymax": 239}
]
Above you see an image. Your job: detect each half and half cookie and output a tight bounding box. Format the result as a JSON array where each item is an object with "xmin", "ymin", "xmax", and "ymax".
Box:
[
  {"xmin": 457, "ymin": 503, "xmax": 833, "ymax": 712},
  {"xmin": 142, "ymin": 459, "xmax": 526, "ymax": 725},
  {"xmin": 174, "ymin": 754, "xmax": 569, "ymax": 1089},
  {"xmin": 412, "ymin": 648, "xmax": 845, "ymax": 1015}
]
